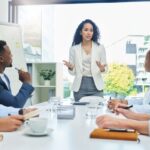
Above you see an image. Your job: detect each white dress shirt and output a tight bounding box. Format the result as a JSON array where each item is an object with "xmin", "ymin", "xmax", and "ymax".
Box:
[
  {"xmin": 0, "ymin": 105, "xmax": 19, "ymax": 117},
  {"xmin": 149, "ymin": 120, "xmax": 150, "ymax": 136},
  {"xmin": 0, "ymin": 73, "xmax": 10, "ymax": 89}
]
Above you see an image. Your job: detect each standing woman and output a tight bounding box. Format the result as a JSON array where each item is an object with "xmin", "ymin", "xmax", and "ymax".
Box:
[{"xmin": 63, "ymin": 19, "xmax": 107, "ymax": 102}]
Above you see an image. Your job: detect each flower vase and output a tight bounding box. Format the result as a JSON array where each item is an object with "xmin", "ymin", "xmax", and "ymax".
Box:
[{"xmin": 44, "ymin": 80, "xmax": 50, "ymax": 86}]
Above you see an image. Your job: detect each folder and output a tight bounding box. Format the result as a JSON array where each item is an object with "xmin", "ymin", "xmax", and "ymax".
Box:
[
  {"xmin": 90, "ymin": 128, "xmax": 138, "ymax": 141},
  {"xmin": 0, "ymin": 134, "xmax": 3, "ymax": 142}
]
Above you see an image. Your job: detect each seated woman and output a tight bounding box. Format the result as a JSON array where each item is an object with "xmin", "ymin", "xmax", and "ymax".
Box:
[
  {"xmin": 108, "ymin": 50, "xmax": 150, "ymax": 114},
  {"xmin": 96, "ymin": 105, "xmax": 150, "ymax": 135}
]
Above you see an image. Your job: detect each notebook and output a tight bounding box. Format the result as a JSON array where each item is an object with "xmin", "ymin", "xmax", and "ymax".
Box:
[{"xmin": 90, "ymin": 128, "xmax": 138, "ymax": 141}]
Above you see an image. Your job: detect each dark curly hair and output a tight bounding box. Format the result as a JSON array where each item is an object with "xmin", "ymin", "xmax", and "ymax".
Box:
[
  {"xmin": 0, "ymin": 40, "xmax": 7, "ymax": 54},
  {"xmin": 145, "ymin": 50, "xmax": 150, "ymax": 72},
  {"xmin": 72, "ymin": 19, "xmax": 100, "ymax": 46}
]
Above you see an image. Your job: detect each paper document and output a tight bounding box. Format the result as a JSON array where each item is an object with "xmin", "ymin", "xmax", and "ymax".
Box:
[{"xmin": 24, "ymin": 109, "xmax": 40, "ymax": 120}]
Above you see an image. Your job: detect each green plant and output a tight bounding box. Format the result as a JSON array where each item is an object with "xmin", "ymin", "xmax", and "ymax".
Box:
[
  {"xmin": 40, "ymin": 69, "xmax": 55, "ymax": 80},
  {"xmin": 104, "ymin": 63, "xmax": 135, "ymax": 97}
]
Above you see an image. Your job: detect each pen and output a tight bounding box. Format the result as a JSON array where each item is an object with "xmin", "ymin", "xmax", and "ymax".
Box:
[
  {"xmin": 118, "ymin": 105, "xmax": 133, "ymax": 110},
  {"xmin": 15, "ymin": 67, "xmax": 20, "ymax": 71}
]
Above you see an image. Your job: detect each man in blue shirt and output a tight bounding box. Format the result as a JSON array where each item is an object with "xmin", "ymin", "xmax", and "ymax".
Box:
[{"xmin": 0, "ymin": 40, "xmax": 34, "ymax": 108}]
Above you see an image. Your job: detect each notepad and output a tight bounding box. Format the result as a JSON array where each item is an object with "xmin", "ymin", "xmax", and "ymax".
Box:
[
  {"xmin": 0, "ymin": 134, "xmax": 3, "ymax": 142},
  {"xmin": 24, "ymin": 109, "xmax": 40, "ymax": 120},
  {"xmin": 90, "ymin": 128, "xmax": 138, "ymax": 141}
]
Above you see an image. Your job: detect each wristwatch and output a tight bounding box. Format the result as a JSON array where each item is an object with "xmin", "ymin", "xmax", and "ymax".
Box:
[{"xmin": 18, "ymin": 109, "xmax": 24, "ymax": 115}]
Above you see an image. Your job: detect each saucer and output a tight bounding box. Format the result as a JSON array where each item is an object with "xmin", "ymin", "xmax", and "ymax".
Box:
[{"xmin": 24, "ymin": 128, "xmax": 53, "ymax": 136}]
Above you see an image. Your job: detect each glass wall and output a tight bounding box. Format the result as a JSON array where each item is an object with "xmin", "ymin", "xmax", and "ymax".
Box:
[{"xmin": 17, "ymin": 2, "xmax": 150, "ymax": 98}]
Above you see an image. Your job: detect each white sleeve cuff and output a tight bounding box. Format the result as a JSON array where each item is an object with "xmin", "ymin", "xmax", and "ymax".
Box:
[{"xmin": 148, "ymin": 120, "xmax": 150, "ymax": 136}]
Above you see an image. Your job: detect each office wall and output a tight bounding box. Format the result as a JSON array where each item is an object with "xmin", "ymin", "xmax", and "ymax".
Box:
[
  {"xmin": 0, "ymin": 0, "xmax": 9, "ymax": 22},
  {"xmin": 0, "ymin": 23, "xmax": 26, "ymax": 95}
]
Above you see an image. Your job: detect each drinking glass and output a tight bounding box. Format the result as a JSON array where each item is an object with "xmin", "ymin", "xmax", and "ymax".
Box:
[
  {"xmin": 47, "ymin": 97, "xmax": 60, "ymax": 129},
  {"xmin": 85, "ymin": 102, "xmax": 99, "ymax": 119}
]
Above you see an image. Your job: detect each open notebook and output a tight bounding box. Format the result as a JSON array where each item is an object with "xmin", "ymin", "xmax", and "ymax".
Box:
[{"xmin": 90, "ymin": 128, "xmax": 138, "ymax": 141}]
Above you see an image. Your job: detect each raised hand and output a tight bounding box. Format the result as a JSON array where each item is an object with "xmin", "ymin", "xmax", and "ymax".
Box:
[
  {"xmin": 18, "ymin": 70, "xmax": 32, "ymax": 84},
  {"xmin": 96, "ymin": 61, "xmax": 106, "ymax": 72},
  {"xmin": 63, "ymin": 60, "xmax": 74, "ymax": 70}
]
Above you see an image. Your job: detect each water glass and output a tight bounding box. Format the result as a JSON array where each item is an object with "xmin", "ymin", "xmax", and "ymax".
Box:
[
  {"xmin": 47, "ymin": 97, "xmax": 61, "ymax": 129},
  {"xmin": 85, "ymin": 103, "xmax": 99, "ymax": 119}
]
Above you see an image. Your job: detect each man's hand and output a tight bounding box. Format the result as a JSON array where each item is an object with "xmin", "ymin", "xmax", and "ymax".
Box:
[
  {"xmin": 0, "ymin": 115, "xmax": 24, "ymax": 132},
  {"xmin": 18, "ymin": 70, "xmax": 32, "ymax": 84}
]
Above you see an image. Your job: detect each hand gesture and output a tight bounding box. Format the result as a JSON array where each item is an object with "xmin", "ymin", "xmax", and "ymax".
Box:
[
  {"xmin": 18, "ymin": 70, "xmax": 32, "ymax": 84},
  {"xmin": 96, "ymin": 61, "xmax": 106, "ymax": 72},
  {"xmin": 63, "ymin": 60, "xmax": 74, "ymax": 70}
]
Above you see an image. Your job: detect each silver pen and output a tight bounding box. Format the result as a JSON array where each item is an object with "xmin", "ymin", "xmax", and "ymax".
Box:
[{"xmin": 15, "ymin": 67, "xmax": 20, "ymax": 71}]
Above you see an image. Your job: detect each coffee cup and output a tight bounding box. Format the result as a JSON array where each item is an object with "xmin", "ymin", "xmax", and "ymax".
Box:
[{"xmin": 28, "ymin": 118, "xmax": 48, "ymax": 133}]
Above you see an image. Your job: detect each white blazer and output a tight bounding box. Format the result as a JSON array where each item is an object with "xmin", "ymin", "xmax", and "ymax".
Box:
[{"xmin": 68, "ymin": 42, "xmax": 107, "ymax": 92}]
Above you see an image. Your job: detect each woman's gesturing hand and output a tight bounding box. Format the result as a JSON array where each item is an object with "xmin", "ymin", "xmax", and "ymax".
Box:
[
  {"xmin": 63, "ymin": 60, "xmax": 74, "ymax": 70},
  {"xmin": 96, "ymin": 61, "xmax": 106, "ymax": 72}
]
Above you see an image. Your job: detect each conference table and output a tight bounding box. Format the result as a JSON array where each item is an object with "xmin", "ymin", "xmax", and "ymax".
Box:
[{"xmin": 0, "ymin": 102, "xmax": 150, "ymax": 150}]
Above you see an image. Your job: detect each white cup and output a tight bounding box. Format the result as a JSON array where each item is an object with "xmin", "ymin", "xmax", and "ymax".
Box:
[{"xmin": 28, "ymin": 118, "xmax": 48, "ymax": 133}]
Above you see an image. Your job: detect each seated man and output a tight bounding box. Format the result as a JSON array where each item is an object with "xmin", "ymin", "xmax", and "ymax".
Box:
[
  {"xmin": 108, "ymin": 50, "xmax": 150, "ymax": 114},
  {"xmin": 96, "ymin": 106, "xmax": 150, "ymax": 135},
  {"xmin": 0, "ymin": 115, "xmax": 24, "ymax": 132},
  {"xmin": 0, "ymin": 40, "xmax": 34, "ymax": 108}
]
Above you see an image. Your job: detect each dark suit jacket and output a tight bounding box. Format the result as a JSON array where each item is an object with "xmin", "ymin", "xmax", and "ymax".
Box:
[{"xmin": 0, "ymin": 74, "xmax": 34, "ymax": 108}]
